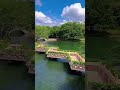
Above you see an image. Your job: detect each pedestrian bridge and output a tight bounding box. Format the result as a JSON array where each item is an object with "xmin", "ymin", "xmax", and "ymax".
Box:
[{"xmin": 36, "ymin": 44, "xmax": 85, "ymax": 72}]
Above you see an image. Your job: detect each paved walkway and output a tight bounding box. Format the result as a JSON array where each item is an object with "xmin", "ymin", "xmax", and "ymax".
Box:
[
  {"xmin": 86, "ymin": 71, "xmax": 103, "ymax": 83},
  {"xmin": 70, "ymin": 56, "xmax": 78, "ymax": 61}
]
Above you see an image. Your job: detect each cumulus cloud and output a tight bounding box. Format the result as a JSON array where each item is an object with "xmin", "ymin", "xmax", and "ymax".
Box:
[
  {"xmin": 59, "ymin": 20, "xmax": 68, "ymax": 25},
  {"xmin": 35, "ymin": 0, "xmax": 42, "ymax": 6},
  {"xmin": 61, "ymin": 3, "xmax": 85, "ymax": 22},
  {"xmin": 35, "ymin": 11, "xmax": 53, "ymax": 26},
  {"xmin": 35, "ymin": 11, "xmax": 64, "ymax": 26}
]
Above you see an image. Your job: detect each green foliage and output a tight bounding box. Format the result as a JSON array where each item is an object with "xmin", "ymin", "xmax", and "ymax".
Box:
[
  {"xmin": 72, "ymin": 61, "xmax": 85, "ymax": 65},
  {"xmin": 25, "ymin": 50, "xmax": 34, "ymax": 61},
  {"xmin": 49, "ymin": 26, "xmax": 60, "ymax": 38},
  {"xmin": 58, "ymin": 22, "xmax": 85, "ymax": 40},
  {"xmin": 35, "ymin": 22, "xmax": 85, "ymax": 40},
  {"xmin": 0, "ymin": 0, "xmax": 34, "ymax": 37},
  {"xmin": 0, "ymin": 40, "xmax": 9, "ymax": 50},
  {"xmin": 35, "ymin": 42, "xmax": 39, "ymax": 49},
  {"xmin": 111, "ymin": 46, "xmax": 120, "ymax": 62},
  {"xmin": 35, "ymin": 26, "xmax": 51, "ymax": 40},
  {"xmin": 90, "ymin": 82, "xmax": 120, "ymax": 90},
  {"xmin": 45, "ymin": 45, "xmax": 84, "ymax": 65},
  {"xmin": 86, "ymin": 0, "xmax": 120, "ymax": 31}
]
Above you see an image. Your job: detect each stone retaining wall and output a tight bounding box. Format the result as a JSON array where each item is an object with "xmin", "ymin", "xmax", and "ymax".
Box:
[{"xmin": 86, "ymin": 62, "xmax": 119, "ymax": 84}]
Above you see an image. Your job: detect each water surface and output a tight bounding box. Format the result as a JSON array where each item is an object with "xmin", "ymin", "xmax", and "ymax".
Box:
[
  {"xmin": 0, "ymin": 35, "xmax": 34, "ymax": 90},
  {"xmin": 0, "ymin": 64, "xmax": 34, "ymax": 90},
  {"xmin": 36, "ymin": 40, "xmax": 85, "ymax": 90},
  {"xmin": 46, "ymin": 40, "xmax": 85, "ymax": 57}
]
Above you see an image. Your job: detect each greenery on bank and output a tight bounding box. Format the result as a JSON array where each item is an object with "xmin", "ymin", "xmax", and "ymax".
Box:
[
  {"xmin": 90, "ymin": 82, "xmax": 120, "ymax": 90},
  {"xmin": 0, "ymin": 40, "xmax": 9, "ymax": 50},
  {"xmin": 0, "ymin": 40, "xmax": 34, "ymax": 62},
  {"xmin": 36, "ymin": 44, "xmax": 85, "ymax": 65},
  {"xmin": 35, "ymin": 22, "xmax": 85, "ymax": 40},
  {"xmin": 72, "ymin": 61, "xmax": 85, "ymax": 65}
]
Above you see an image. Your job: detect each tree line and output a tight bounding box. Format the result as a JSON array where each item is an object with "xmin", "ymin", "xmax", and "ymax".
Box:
[
  {"xmin": 0, "ymin": 0, "xmax": 34, "ymax": 38},
  {"xmin": 86, "ymin": 0, "xmax": 120, "ymax": 31},
  {"xmin": 35, "ymin": 22, "xmax": 85, "ymax": 41}
]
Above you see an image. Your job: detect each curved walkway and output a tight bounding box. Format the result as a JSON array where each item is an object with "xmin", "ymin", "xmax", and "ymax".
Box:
[{"xmin": 36, "ymin": 44, "xmax": 85, "ymax": 72}]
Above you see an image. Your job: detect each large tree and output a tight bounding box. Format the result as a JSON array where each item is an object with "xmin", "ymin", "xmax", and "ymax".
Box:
[
  {"xmin": 49, "ymin": 26, "xmax": 60, "ymax": 38},
  {"xmin": 86, "ymin": 0, "xmax": 119, "ymax": 31},
  {"xmin": 57, "ymin": 22, "xmax": 84, "ymax": 40},
  {"xmin": 0, "ymin": 0, "xmax": 34, "ymax": 37},
  {"xmin": 35, "ymin": 26, "xmax": 51, "ymax": 40}
]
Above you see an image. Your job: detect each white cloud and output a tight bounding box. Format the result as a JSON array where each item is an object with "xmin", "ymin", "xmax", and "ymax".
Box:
[
  {"xmin": 35, "ymin": 0, "xmax": 42, "ymax": 6},
  {"xmin": 59, "ymin": 20, "xmax": 68, "ymax": 25},
  {"xmin": 35, "ymin": 11, "xmax": 64, "ymax": 26},
  {"xmin": 61, "ymin": 3, "xmax": 85, "ymax": 22},
  {"xmin": 35, "ymin": 11, "xmax": 53, "ymax": 26}
]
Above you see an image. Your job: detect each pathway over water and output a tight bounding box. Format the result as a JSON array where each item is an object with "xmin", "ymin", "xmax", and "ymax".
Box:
[{"xmin": 36, "ymin": 44, "xmax": 85, "ymax": 72}]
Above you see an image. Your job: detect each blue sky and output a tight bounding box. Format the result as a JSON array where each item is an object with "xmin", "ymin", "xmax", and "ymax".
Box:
[{"xmin": 35, "ymin": 0, "xmax": 85, "ymax": 26}]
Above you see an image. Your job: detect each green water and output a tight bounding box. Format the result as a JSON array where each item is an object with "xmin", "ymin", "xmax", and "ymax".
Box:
[
  {"xmin": 36, "ymin": 40, "xmax": 85, "ymax": 90},
  {"xmin": 86, "ymin": 37, "xmax": 119, "ymax": 61},
  {"xmin": 46, "ymin": 40, "xmax": 85, "ymax": 58},
  {"xmin": 0, "ymin": 36, "xmax": 34, "ymax": 90},
  {"xmin": 0, "ymin": 64, "xmax": 34, "ymax": 90},
  {"xmin": 86, "ymin": 37, "xmax": 120, "ymax": 74}
]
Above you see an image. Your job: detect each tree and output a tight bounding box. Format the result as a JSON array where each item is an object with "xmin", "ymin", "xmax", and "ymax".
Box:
[
  {"xmin": 35, "ymin": 26, "xmax": 51, "ymax": 40},
  {"xmin": 86, "ymin": 0, "xmax": 118, "ymax": 31},
  {"xmin": 35, "ymin": 22, "xmax": 85, "ymax": 41},
  {"xmin": 57, "ymin": 22, "xmax": 84, "ymax": 40},
  {"xmin": 49, "ymin": 26, "xmax": 60, "ymax": 38},
  {"xmin": 0, "ymin": 0, "xmax": 34, "ymax": 38}
]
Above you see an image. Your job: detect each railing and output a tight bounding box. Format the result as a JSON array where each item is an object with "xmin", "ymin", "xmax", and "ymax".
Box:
[
  {"xmin": 86, "ymin": 62, "xmax": 120, "ymax": 84},
  {"xmin": 47, "ymin": 52, "xmax": 68, "ymax": 59},
  {"xmin": 69, "ymin": 62, "xmax": 85, "ymax": 71}
]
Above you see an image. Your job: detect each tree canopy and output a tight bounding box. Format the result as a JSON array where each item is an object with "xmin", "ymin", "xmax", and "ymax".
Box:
[
  {"xmin": 0, "ymin": 0, "xmax": 34, "ymax": 38},
  {"xmin": 58, "ymin": 22, "xmax": 85, "ymax": 40},
  {"xmin": 35, "ymin": 22, "xmax": 85, "ymax": 41},
  {"xmin": 35, "ymin": 26, "xmax": 51, "ymax": 40},
  {"xmin": 86, "ymin": 0, "xmax": 120, "ymax": 31}
]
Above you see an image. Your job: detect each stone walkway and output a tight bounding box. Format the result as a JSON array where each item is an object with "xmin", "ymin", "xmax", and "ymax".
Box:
[
  {"xmin": 86, "ymin": 71, "xmax": 103, "ymax": 83},
  {"xmin": 70, "ymin": 56, "xmax": 78, "ymax": 61}
]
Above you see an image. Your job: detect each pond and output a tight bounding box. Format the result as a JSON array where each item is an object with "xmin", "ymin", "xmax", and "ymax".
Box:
[
  {"xmin": 43, "ymin": 40, "xmax": 85, "ymax": 58},
  {"xmin": 0, "ymin": 64, "xmax": 34, "ymax": 90},
  {"xmin": 86, "ymin": 36, "xmax": 120, "ymax": 74},
  {"xmin": 86, "ymin": 37, "xmax": 118, "ymax": 61},
  {"xmin": 0, "ymin": 35, "xmax": 34, "ymax": 89},
  {"xmin": 35, "ymin": 40, "xmax": 85, "ymax": 90}
]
